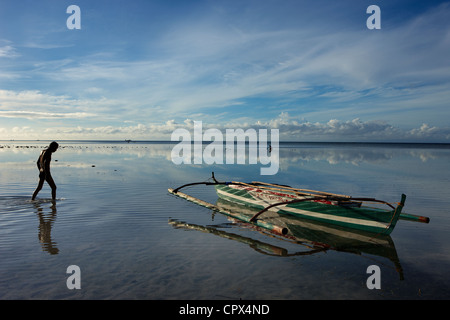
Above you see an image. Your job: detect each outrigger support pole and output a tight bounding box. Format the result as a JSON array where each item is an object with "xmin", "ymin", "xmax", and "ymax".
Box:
[
  {"xmin": 171, "ymin": 172, "xmax": 223, "ymax": 193},
  {"xmin": 249, "ymin": 196, "xmax": 403, "ymax": 222},
  {"xmin": 249, "ymin": 197, "xmax": 326, "ymax": 222},
  {"xmin": 172, "ymin": 172, "xmax": 250, "ymax": 193},
  {"xmin": 172, "ymin": 181, "xmax": 218, "ymax": 193}
]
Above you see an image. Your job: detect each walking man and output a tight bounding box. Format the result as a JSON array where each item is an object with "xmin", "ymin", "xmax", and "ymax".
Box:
[{"xmin": 32, "ymin": 141, "xmax": 59, "ymax": 200}]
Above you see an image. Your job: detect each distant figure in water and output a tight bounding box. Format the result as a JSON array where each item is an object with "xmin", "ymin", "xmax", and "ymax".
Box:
[{"xmin": 32, "ymin": 141, "xmax": 59, "ymax": 200}]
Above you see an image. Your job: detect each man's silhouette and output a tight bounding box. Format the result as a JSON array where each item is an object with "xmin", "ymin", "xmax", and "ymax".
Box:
[{"xmin": 32, "ymin": 141, "xmax": 59, "ymax": 200}]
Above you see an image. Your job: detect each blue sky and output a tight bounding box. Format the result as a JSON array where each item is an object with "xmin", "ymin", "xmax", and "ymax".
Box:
[{"xmin": 0, "ymin": 0, "xmax": 449, "ymax": 141}]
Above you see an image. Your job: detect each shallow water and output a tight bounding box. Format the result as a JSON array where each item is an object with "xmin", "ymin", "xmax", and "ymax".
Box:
[{"xmin": 1, "ymin": 141, "xmax": 449, "ymax": 299}]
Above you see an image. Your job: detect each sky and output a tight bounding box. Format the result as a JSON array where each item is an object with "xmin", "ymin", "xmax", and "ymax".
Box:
[{"xmin": 0, "ymin": 0, "xmax": 449, "ymax": 142}]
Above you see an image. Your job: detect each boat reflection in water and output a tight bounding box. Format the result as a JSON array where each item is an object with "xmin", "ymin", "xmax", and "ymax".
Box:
[{"xmin": 169, "ymin": 198, "xmax": 404, "ymax": 280}]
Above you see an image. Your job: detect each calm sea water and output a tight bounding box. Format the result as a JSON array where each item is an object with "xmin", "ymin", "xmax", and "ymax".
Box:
[{"xmin": 1, "ymin": 141, "xmax": 449, "ymax": 300}]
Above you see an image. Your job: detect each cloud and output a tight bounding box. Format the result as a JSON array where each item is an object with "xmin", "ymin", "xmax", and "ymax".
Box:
[
  {"xmin": 262, "ymin": 114, "xmax": 450, "ymax": 142},
  {"xmin": 0, "ymin": 45, "xmax": 17, "ymax": 58},
  {"xmin": 408, "ymin": 124, "xmax": 450, "ymax": 141},
  {"xmin": 117, "ymin": 2, "xmax": 449, "ymax": 122},
  {"xmin": 0, "ymin": 90, "xmax": 77, "ymax": 110},
  {"xmin": 1, "ymin": 2, "xmax": 449, "ymax": 141},
  {"xmin": 0, "ymin": 110, "xmax": 95, "ymax": 120},
  {"xmin": 0, "ymin": 89, "xmax": 125, "ymax": 119},
  {"xmin": 3, "ymin": 113, "xmax": 448, "ymax": 142}
]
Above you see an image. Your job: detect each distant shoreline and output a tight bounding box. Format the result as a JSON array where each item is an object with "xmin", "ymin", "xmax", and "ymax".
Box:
[{"xmin": 1, "ymin": 140, "xmax": 450, "ymax": 148}]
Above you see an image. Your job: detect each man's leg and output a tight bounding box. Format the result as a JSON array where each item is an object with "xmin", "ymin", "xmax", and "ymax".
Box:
[
  {"xmin": 32, "ymin": 174, "xmax": 45, "ymax": 200},
  {"xmin": 46, "ymin": 175, "xmax": 57, "ymax": 200}
]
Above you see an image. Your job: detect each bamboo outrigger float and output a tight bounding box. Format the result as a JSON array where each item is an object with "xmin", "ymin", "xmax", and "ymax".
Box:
[
  {"xmin": 169, "ymin": 173, "xmax": 429, "ymax": 236},
  {"xmin": 167, "ymin": 187, "xmax": 288, "ymax": 235}
]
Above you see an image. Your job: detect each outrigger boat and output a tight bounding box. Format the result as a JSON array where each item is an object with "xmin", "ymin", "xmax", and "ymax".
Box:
[{"xmin": 169, "ymin": 173, "xmax": 429, "ymax": 236}]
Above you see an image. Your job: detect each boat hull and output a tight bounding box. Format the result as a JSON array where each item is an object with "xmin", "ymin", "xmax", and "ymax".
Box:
[{"xmin": 215, "ymin": 184, "xmax": 405, "ymax": 235}]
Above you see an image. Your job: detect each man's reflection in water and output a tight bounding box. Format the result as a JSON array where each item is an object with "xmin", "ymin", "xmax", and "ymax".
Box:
[{"xmin": 34, "ymin": 200, "xmax": 59, "ymax": 255}]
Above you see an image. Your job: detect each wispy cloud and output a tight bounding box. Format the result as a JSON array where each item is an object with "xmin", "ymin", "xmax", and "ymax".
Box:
[
  {"xmin": 43, "ymin": 2, "xmax": 449, "ymax": 123},
  {"xmin": 0, "ymin": 45, "xmax": 17, "ymax": 58},
  {"xmin": 0, "ymin": 89, "xmax": 122, "ymax": 119},
  {"xmin": 0, "ymin": 110, "xmax": 95, "ymax": 120},
  {"xmin": 0, "ymin": 1, "xmax": 449, "ymax": 141}
]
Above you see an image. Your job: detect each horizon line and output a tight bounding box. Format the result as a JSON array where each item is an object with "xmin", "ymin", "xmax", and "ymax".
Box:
[{"xmin": 2, "ymin": 139, "xmax": 450, "ymax": 145}]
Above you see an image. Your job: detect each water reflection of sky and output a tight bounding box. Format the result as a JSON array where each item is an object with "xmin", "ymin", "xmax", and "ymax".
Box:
[
  {"xmin": 3, "ymin": 141, "xmax": 449, "ymax": 164},
  {"xmin": 2, "ymin": 141, "xmax": 449, "ymax": 209},
  {"xmin": 1, "ymin": 141, "xmax": 450, "ymax": 299}
]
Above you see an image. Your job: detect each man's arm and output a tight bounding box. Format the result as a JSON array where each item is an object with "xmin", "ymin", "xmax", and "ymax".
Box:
[{"xmin": 43, "ymin": 152, "xmax": 52, "ymax": 174}]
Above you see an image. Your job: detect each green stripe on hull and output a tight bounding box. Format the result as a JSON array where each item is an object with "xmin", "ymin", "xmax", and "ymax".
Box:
[{"xmin": 215, "ymin": 185, "xmax": 404, "ymax": 235}]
